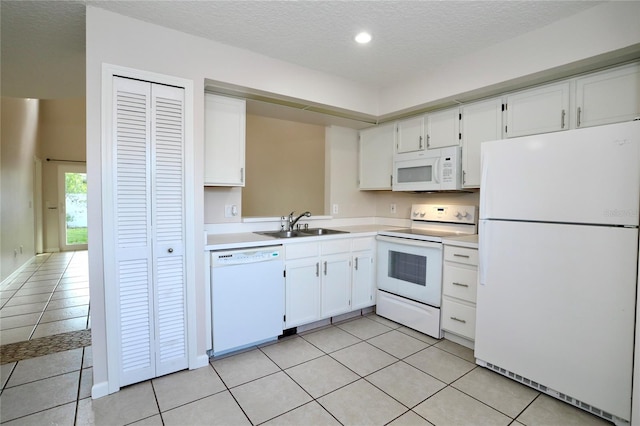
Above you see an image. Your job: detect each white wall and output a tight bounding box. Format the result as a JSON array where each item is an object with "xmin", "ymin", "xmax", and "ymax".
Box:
[
  {"xmin": 324, "ymin": 126, "xmax": 378, "ymax": 218},
  {"xmin": 1, "ymin": 98, "xmax": 39, "ymax": 282},
  {"xmin": 379, "ymin": 1, "xmax": 640, "ymax": 116}
]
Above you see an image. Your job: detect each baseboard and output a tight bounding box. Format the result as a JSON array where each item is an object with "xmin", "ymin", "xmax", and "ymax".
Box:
[
  {"xmin": 91, "ymin": 381, "xmax": 110, "ymax": 399},
  {"xmin": 44, "ymin": 248, "xmax": 60, "ymax": 253},
  {"xmin": 191, "ymin": 354, "xmax": 211, "ymax": 369},
  {"xmin": 0, "ymin": 254, "xmax": 36, "ymax": 287}
]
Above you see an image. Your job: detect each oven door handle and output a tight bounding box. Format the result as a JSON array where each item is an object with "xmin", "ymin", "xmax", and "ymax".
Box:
[{"xmin": 376, "ymin": 235, "xmax": 443, "ymax": 250}]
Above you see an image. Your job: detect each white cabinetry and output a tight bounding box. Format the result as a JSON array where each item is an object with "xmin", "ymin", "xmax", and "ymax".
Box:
[
  {"xmin": 351, "ymin": 237, "xmax": 376, "ymax": 310},
  {"xmin": 460, "ymin": 98, "xmax": 502, "ymax": 188},
  {"xmin": 284, "ymin": 242, "xmax": 321, "ymax": 328},
  {"xmin": 396, "ymin": 115, "xmax": 425, "ymax": 153},
  {"xmin": 204, "ymin": 93, "xmax": 246, "ymax": 186},
  {"xmin": 441, "ymin": 244, "xmax": 478, "ymax": 348},
  {"xmin": 359, "ymin": 123, "xmax": 395, "ymax": 190},
  {"xmin": 426, "ymin": 107, "xmax": 460, "ymax": 149},
  {"xmin": 108, "ymin": 77, "xmax": 188, "ymax": 387},
  {"xmin": 320, "ymin": 239, "xmax": 352, "ymax": 318},
  {"xmin": 505, "ymin": 81, "xmax": 570, "ymax": 138},
  {"xmin": 396, "ymin": 108, "xmax": 460, "ymax": 153},
  {"xmin": 284, "ymin": 236, "xmax": 376, "ymax": 329},
  {"xmin": 575, "ymin": 62, "xmax": 640, "ymax": 128}
]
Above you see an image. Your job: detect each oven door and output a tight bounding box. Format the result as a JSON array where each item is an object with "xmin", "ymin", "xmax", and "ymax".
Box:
[{"xmin": 376, "ymin": 235, "xmax": 443, "ymax": 307}]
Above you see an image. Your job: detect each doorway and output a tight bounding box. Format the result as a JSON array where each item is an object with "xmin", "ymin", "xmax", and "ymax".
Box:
[{"xmin": 58, "ymin": 164, "xmax": 88, "ymax": 251}]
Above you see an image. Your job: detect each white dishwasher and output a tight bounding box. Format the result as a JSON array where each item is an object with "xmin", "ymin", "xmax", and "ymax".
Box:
[{"xmin": 210, "ymin": 245, "xmax": 285, "ymax": 356}]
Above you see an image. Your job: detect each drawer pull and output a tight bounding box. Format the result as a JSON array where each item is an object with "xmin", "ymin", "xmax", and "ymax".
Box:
[
  {"xmin": 451, "ymin": 317, "xmax": 467, "ymax": 324},
  {"xmin": 453, "ymin": 254, "xmax": 470, "ymax": 258},
  {"xmin": 452, "ymin": 282, "xmax": 469, "ymax": 287}
]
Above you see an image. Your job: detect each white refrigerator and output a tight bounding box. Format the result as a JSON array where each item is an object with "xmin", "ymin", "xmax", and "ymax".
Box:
[{"xmin": 476, "ymin": 120, "xmax": 639, "ymax": 425}]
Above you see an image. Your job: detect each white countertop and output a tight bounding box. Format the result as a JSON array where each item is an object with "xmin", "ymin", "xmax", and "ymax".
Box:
[
  {"xmin": 206, "ymin": 224, "xmax": 404, "ymax": 251},
  {"xmin": 441, "ymin": 234, "xmax": 479, "ymax": 249}
]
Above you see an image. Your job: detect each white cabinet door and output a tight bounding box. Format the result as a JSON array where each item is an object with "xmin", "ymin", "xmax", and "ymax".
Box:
[
  {"xmin": 576, "ymin": 63, "xmax": 640, "ymax": 128},
  {"xmin": 426, "ymin": 107, "xmax": 460, "ymax": 149},
  {"xmin": 112, "ymin": 77, "xmax": 188, "ymax": 387},
  {"xmin": 204, "ymin": 94, "xmax": 246, "ymax": 186},
  {"xmin": 505, "ymin": 82, "xmax": 570, "ymax": 138},
  {"xmin": 460, "ymin": 98, "xmax": 502, "ymax": 188},
  {"xmin": 351, "ymin": 251, "xmax": 375, "ymax": 310},
  {"xmin": 320, "ymin": 254, "xmax": 352, "ymax": 318},
  {"xmin": 359, "ymin": 123, "xmax": 395, "ymax": 190},
  {"xmin": 285, "ymin": 258, "xmax": 321, "ymax": 328},
  {"xmin": 396, "ymin": 116, "xmax": 425, "ymax": 153}
]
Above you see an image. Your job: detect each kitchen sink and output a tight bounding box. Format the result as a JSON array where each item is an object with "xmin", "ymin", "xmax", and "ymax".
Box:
[
  {"xmin": 299, "ymin": 228, "xmax": 348, "ymax": 236},
  {"xmin": 256, "ymin": 228, "xmax": 348, "ymax": 238},
  {"xmin": 256, "ymin": 230, "xmax": 304, "ymax": 238}
]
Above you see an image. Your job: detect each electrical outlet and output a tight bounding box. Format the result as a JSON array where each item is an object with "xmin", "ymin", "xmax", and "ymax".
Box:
[
  {"xmin": 332, "ymin": 204, "xmax": 339, "ymax": 214},
  {"xmin": 390, "ymin": 203, "xmax": 397, "ymax": 214},
  {"xmin": 224, "ymin": 205, "xmax": 238, "ymax": 218}
]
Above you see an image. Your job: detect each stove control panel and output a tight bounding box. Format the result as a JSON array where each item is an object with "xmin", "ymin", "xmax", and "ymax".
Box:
[{"xmin": 411, "ymin": 204, "xmax": 477, "ymax": 224}]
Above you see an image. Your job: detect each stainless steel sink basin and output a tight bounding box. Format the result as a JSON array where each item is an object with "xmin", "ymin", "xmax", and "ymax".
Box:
[
  {"xmin": 256, "ymin": 228, "xmax": 348, "ymax": 238},
  {"xmin": 256, "ymin": 230, "xmax": 304, "ymax": 238},
  {"xmin": 299, "ymin": 228, "xmax": 348, "ymax": 236}
]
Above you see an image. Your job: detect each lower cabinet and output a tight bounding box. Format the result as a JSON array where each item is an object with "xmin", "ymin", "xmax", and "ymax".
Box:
[
  {"xmin": 441, "ymin": 244, "xmax": 478, "ymax": 346},
  {"xmin": 284, "ymin": 236, "xmax": 375, "ymax": 329},
  {"xmin": 351, "ymin": 237, "xmax": 376, "ymax": 310},
  {"xmin": 285, "ymin": 256, "xmax": 321, "ymax": 328}
]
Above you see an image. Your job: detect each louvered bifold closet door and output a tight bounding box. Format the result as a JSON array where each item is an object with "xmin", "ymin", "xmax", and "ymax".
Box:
[
  {"xmin": 113, "ymin": 77, "xmax": 155, "ymax": 386},
  {"xmin": 151, "ymin": 84, "xmax": 188, "ymax": 375}
]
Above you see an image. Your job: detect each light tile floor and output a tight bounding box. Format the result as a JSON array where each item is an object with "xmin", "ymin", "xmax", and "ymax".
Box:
[
  {"xmin": 1, "ymin": 315, "xmax": 613, "ymax": 425},
  {"xmin": 0, "ymin": 252, "xmax": 613, "ymax": 425},
  {"xmin": 0, "ymin": 251, "xmax": 90, "ymax": 346}
]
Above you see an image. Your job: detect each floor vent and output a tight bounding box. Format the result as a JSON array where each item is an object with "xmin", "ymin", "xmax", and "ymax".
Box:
[{"xmin": 480, "ymin": 361, "xmax": 628, "ymax": 426}]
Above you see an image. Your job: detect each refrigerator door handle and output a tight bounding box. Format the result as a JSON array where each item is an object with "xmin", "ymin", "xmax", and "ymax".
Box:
[{"xmin": 478, "ymin": 221, "xmax": 488, "ymax": 286}]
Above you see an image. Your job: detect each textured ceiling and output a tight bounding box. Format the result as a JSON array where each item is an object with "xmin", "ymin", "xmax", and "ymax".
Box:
[{"xmin": 1, "ymin": 0, "xmax": 603, "ymax": 99}]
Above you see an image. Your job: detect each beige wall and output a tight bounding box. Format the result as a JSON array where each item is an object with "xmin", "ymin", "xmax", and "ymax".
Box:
[
  {"xmin": 38, "ymin": 98, "xmax": 86, "ymax": 252},
  {"xmin": 243, "ymin": 114, "xmax": 324, "ymax": 217},
  {"xmin": 1, "ymin": 98, "xmax": 39, "ymax": 281}
]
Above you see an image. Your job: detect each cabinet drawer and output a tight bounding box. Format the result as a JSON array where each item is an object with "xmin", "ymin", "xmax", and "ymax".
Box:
[
  {"xmin": 443, "ymin": 265, "xmax": 477, "ymax": 303},
  {"xmin": 441, "ymin": 298, "xmax": 476, "ymax": 340},
  {"xmin": 352, "ymin": 237, "xmax": 375, "ymax": 252},
  {"xmin": 444, "ymin": 246, "xmax": 478, "ymax": 266},
  {"xmin": 321, "ymin": 239, "xmax": 352, "ymax": 255},
  {"xmin": 285, "ymin": 242, "xmax": 319, "ymax": 260}
]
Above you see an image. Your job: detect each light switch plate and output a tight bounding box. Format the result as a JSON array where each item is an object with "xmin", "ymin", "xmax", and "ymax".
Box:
[{"xmin": 332, "ymin": 204, "xmax": 339, "ymax": 214}]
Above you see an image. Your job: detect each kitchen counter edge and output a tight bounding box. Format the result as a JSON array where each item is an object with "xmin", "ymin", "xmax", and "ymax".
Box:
[
  {"xmin": 441, "ymin": 234, "xmax": 479, "ymax": 249},
  {"xmin": 206, "ymin": 225, "xmax": 401, "ymax": 251}
]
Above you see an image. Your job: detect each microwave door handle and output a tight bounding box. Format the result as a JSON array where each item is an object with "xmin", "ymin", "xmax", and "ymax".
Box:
[{"xmin": 433, "ymin": 158, "xmax": 440, "ymax": 183}]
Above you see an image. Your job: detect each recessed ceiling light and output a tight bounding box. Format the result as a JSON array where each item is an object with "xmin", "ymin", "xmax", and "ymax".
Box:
[{"xmin": 355, "ymin": 32, "xmax": 372, "ymax": 44}]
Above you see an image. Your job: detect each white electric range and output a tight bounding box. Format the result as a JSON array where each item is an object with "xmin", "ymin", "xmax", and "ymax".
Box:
[{"xmin": 376, "ymin": 204, "xmax": 477, "ymax": 338}]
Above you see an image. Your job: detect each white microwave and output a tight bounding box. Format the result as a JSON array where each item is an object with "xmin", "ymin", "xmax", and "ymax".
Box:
[{"xmin": 393, "ymin": 146, "xmax": 462, "ymax": 191}]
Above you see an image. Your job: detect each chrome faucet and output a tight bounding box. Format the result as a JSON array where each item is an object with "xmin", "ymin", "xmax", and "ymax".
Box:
[{"xmin": 288, "ymin": 211, "xmax": 311, "ymax": 231}]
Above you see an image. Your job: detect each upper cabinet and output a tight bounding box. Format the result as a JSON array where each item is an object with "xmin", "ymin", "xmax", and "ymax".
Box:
[
  {"xmin": 425, "ymin": 107, "xmax": 461, "ymax": 149},
  {"xmin": 460, "ymin": 98, "xmax": 502, "ymax": 188},
  {"xmin": 395, "ymin": 115, "xmax": 425, "ymax": 153},
  {"xmin": 504, "ymin": 81, "xmax": 570, "ymax": 138},
  {"xmin": 359, "ymin": 123, "xmax": 395, "ymax": 190},
  {"xmin": 575, "ymin": 62, "xmax": 640, "ymax": 129},
  {"xmin": 204, "ymin": 93, "xmax": 246, "ymax": 186}
]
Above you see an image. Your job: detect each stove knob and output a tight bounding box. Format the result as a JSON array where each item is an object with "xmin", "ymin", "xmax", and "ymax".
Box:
[
  {"xmin": 419, "ymin": 212, "xmax": 426, "ymax": 217},
  {"xmin": 412, "ymin": 211, "xmax": 419, "ymax": 217},
  {"xmin": 460, "ymin": 210, "xmax": 469, "ymax": 218}
]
